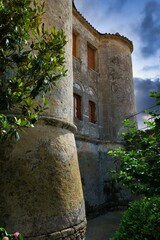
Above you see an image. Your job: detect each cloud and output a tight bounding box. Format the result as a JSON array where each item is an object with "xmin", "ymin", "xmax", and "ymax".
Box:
[
  {"xmin": 74, "ymin": 0, "xmax": 131, "ymax": 35},
  {"xmin": 75, "ymin": 0, "xmax": 128, "ymax": 13},
  {"xmin": 142, "ymin": 65, "xmax": 160, "ymax": 72},
  {"xmin": 139, "ymin": 0, "xmax": 160, "ymax": 57},
  {"xmin": 134, "ymin": 77, "xmax": 160, "ymax": 111},
  {"xmin": 74, "ymin": 0, "xmax": 129, "ymax": 22},
  {"xmin": 106, "ymin": 0, "xmax": 129, "ymax": 13},
  {"xmin": 133, "ymin": 77, "xmax": 160, "ymax": 128}
]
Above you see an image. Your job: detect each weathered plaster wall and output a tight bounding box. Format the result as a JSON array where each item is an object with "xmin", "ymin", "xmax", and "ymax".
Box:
[
  {"xmin": 0, "ymin": 126, "xmax": 86, "ymax": 237},
  {"xmin": 73, "ymin": 13, "xmax": 100, "ymax": 139},
  {"xmin": 0, "ymin": 1, "xmax": 86, "ymax": 239},
  {"xmin": 43, "ymin": 0, "xmax": 74, "ymax": 122},
  {"xmin": 76, "ymin": 139, "xmax": 133, "ymax": 215},
  {"xmin": 99, "ymin": 36, "xmax": 135, "ymax": 141},
  {"xmin": 72, "ymin": 8, "xmax": 135, "ymax": 215}
]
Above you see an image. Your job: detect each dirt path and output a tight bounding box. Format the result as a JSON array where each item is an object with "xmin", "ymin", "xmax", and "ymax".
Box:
[{"xmin": 86, "ymin": 211, "xmax": 123, "ymax": 240}]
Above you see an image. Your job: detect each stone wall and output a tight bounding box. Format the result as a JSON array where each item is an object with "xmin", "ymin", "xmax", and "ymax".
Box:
[
  {"xmin": 73, "ymin": 6, "xmax": 136, "ymax": 215},
  {"xmin": 76, "ymin": 138, "xmax": 133, "ymax": 216},
  {"xmin": 25, "ymin": 219, "xmax": 87, "ymax": 240},
  {"xmin": 72, "ymin": 11, "xmax": 100, "ymax": 140}
]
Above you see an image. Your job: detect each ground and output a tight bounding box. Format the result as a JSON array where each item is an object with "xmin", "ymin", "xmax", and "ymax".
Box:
[{"xmin": 86, "ymin": 210, "xmax": 123, "ymax": 240}]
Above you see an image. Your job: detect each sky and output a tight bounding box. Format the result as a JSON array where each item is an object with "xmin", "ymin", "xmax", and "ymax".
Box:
[{"xmin": 74, "ymin": 0, "xmax": 160, "ymax": 128}]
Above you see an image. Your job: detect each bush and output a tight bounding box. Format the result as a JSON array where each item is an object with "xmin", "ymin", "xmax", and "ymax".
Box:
[
  {"xmin": 112, "ymin": 196, "xmax": 160, "ymax": 240},
  {"xmin": 108, "ymin": 91, "xmax": 160, "ymax": 197},
  {"xmin": 109, "ymin": 118, "xmax": 160, "ymax": 197}
]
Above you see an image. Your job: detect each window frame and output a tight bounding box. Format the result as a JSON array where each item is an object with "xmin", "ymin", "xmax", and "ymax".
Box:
[
  {"xmin": 73, "ymin": 93, "xmax": 82, "ymax": 120},
  {"xmin": 72, "ymin": 31, "xmax": 80, "ymax": 59}
]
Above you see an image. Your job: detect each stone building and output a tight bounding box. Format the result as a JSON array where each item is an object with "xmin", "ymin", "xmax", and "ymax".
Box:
[
  {"xmin": 0, "ymin": 1, "xmax": 135, "ymax": 240},
  {"xmin": 72, "ymin": 3, "xmax": 135, "ymax": 215}
]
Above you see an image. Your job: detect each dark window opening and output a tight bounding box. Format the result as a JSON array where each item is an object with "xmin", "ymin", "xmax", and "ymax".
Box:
[{"xmin": 74, "ymin": 94, "xmax": 82, "ymax": 119}]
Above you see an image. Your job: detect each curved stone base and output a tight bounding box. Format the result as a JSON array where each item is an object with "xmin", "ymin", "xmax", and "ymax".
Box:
[{"xmin": 24, "ymin": 219, "xmax": 87, "ymax": 240}]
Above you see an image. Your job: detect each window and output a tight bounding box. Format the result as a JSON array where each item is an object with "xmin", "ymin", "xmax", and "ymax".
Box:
[
  {"xmin": 74, "ymin": 94, "xmax": 82, "ymax": 119},
  {"xmin": 87, "ymin": 44, "xmax": 96, "ymax": 70},
  {"xmin": 72, "ymin": 32, "xmax": 79, "ymax": 58},
  {"xmin": 89, "ymin": 100, "xmax": 96, "ymax": 123}
]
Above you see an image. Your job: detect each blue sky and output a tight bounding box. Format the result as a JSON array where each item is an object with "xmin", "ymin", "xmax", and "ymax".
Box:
[{"xmin": 74, "ymin": 0, "xmax": 160, "ymax": 128}]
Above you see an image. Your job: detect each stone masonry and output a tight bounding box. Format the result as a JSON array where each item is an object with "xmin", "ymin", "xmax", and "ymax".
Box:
[
  {"xmin": 72, "ymin": 4, "xmax": 136, "ymax": 215},
  {"xmin": 0, "ymin": 1, "xmax": 136, "ymax": 239}
]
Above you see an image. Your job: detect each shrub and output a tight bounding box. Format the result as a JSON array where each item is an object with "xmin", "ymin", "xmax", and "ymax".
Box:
[
  {"xmin": 109, "ymin": 115, "xmax": 160, "ymax": 197},
  {"xmin": 112, "ymin": 196, "xmax": 160, "ymax": 240}
]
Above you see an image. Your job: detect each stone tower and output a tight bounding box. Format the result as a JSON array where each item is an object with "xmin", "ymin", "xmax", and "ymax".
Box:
[
  {"xmin": 99, "ymin": 34, "xmax": 135, "ymax": 141},
  {"xmin": 0, "ymin": 1, "xmax": 86, "ymax": 239}
]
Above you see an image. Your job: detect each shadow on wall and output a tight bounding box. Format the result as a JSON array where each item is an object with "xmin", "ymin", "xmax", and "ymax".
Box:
[{"xmin": 77, "ymin": 147, "xmax": 133, "ymax": 218}]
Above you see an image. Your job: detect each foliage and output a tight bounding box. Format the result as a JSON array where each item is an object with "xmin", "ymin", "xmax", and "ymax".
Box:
[
  {"xmin": 0, "ymin": 0, "xmax": 67, "ymax": 141},
  {"xmin": 108, "ymin": 92, "xmax": 160, "ymax": 196},
  {"xmin": 112, "ymin": 196, "xmax": 160, "ymax": 240},
  {"xmin": 0, "ymin": 228, "xmax": 23, "ymax": 240}
]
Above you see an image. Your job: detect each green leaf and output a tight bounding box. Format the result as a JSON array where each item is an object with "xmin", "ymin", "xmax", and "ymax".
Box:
[{"xmin": 0, "ymin": 0, "xmax": 67, "ymax": 141}]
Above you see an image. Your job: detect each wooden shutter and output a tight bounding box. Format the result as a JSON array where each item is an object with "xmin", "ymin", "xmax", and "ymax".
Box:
[
  {"xmin": 89, "ymin": 101, "xmax": 96, "ymax": 123},
  {"xmin": 88, "ymin": 45, "xmax": 95, "ymax": 70},
  {"xmin": 74, "ymin": 94, "xmax": 81, "ymax": 119},
  {"xmin": 73, "ymin": 32, "xmax": 77, "ymax": 57}
]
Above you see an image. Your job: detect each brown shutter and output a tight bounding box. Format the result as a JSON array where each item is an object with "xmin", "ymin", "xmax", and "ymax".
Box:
[
  {"xmin": 89, "ymin": 101, "xmax": 96, "ymax": 123},
  {"xmin": 73, "ymin": 33, "xmax": 77, "ymax": 57},
  {"xmin": 74, "ymin": 94, "xmax": 81, "ymax": 119},
  {"xmin": 88, "ymin": 45, "xmax": 95, "ymax": 70}
]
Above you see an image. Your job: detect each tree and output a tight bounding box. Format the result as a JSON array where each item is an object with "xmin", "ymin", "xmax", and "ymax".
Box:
[
  {"xmin": 112, "ymin": 196, "xmax": 160, "ymax": 240},
  {"xmin": 109, "ymin": 91, "xmax": 160, "ymax": 196},
  {"xmin": 0, "ymin": 0, "xmax": 67, "ymax": 141}
]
